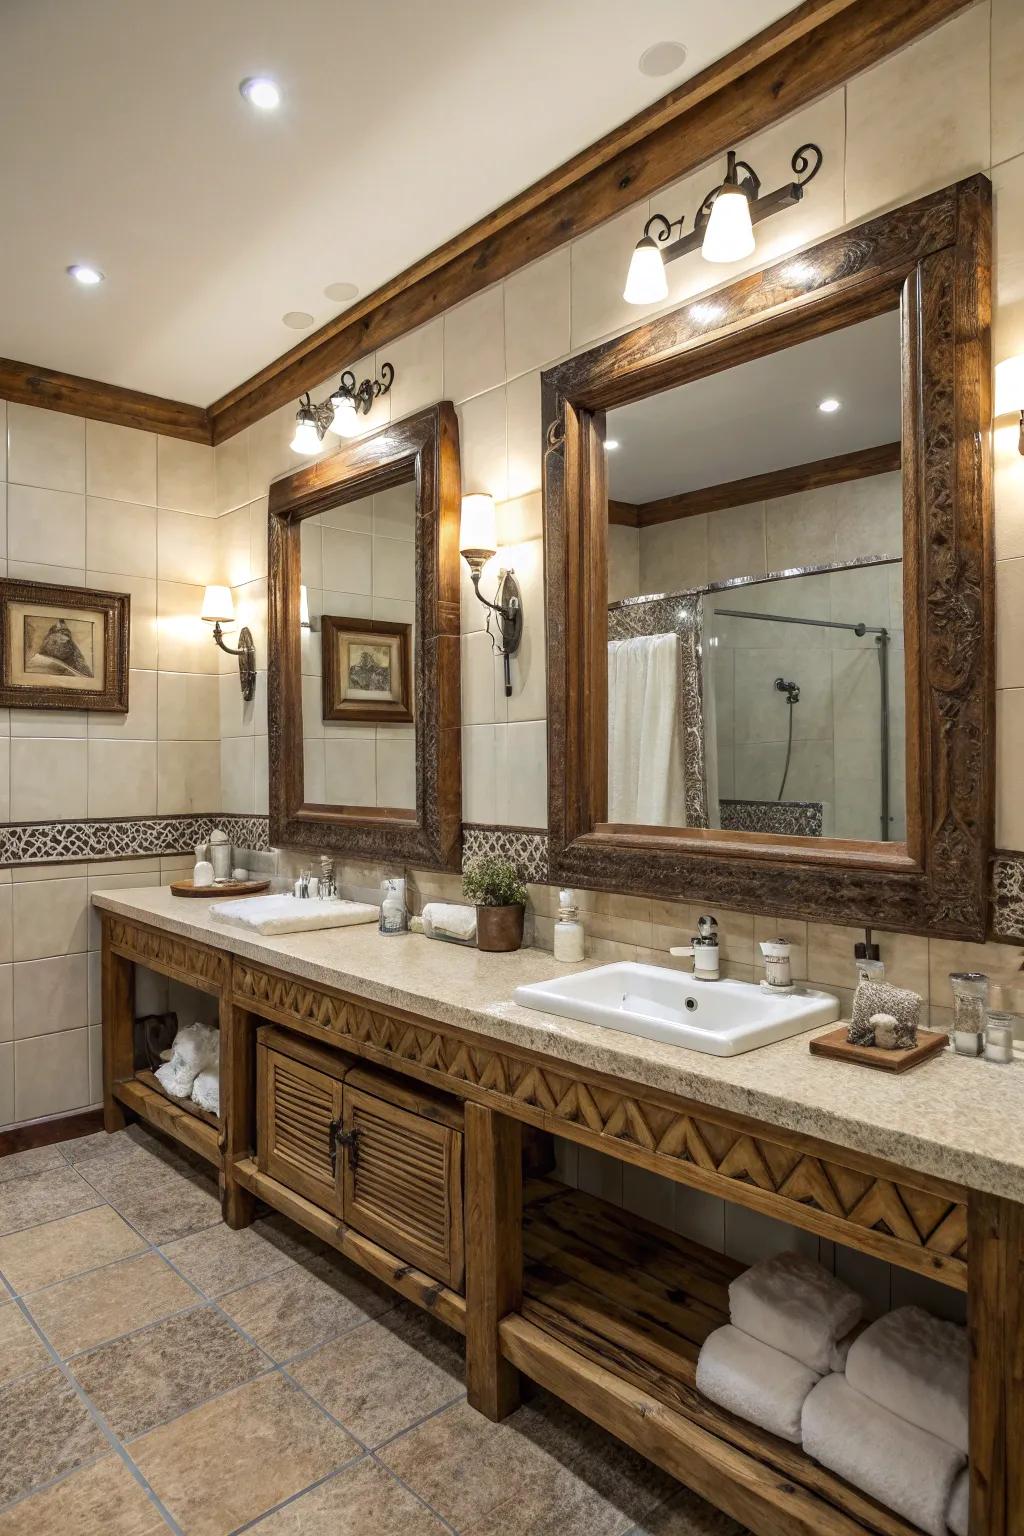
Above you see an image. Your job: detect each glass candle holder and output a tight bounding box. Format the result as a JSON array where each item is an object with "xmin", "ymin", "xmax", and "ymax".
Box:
[{"xmin": 949, "ymin": 971, "xmax": 988, "ymax": 1056}]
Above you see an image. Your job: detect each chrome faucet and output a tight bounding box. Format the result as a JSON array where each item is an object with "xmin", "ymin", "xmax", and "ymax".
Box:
[{"xmin": 670, "ymin": 914, "xmax": 721, "ymax": 981}]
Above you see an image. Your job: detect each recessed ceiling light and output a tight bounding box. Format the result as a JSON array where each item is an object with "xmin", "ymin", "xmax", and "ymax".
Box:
[
  {"xmin": 638, "ymin": 41, "xmax": 687, "ymax": 78},
  {"xmin": 240, "ymin": 76, "xmax": 281, "ymax": 110},
  {"xmin": 818, "ymin": 397, "xmax": 841, "ymax": 413},
  {"xmin": 282, "ymin": 311, "xmax": 315, "ymax": 329},
  {"xmin": 324, "ymin": 281, "xmax": 359, "ymax": 303},
  {"xmin": 67, "ymin": 263, "xmax": 104, "ymax": 286},
  {"xmin": 605, "ymin": 439, "xmax": 620, "ymax": 451}
]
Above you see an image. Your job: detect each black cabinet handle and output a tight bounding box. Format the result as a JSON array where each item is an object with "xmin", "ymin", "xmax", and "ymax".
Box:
[{"xmin": 334, "ymin": 1126, "xmax": 360, "ymax": 1170}]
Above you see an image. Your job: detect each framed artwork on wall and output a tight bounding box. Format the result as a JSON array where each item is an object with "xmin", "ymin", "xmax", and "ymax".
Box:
[
  {"xmin": 321, "ymin": 615, "xmax": 413, "ymax": 723},
  {"xmin": 0, "ymin": 579, "xmax": 130, "ymax": 712}
]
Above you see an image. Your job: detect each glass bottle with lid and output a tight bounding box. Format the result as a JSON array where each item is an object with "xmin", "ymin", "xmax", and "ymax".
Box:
[{"xmin": 949, "ymin": 972, "xmax": 988, "ymax": 1057}]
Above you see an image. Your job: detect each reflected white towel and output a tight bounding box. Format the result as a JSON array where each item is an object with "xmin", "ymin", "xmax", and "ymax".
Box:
[
  {"xmin": 801, "ymin": 1374, "xmax": 964, "ymax": 1536},
  {"xmin": 421, "ymin": 902, "xmax": 477, "ymax": 942},
  {"xmin": 728, "ymin": 1250, "xmax": 862, "ymax": 1375},
  {"xmin": 695, "ymin": 1324, "xmax": 819, "ymax": 1444},
  {"xmin": 947, "ymin": 1467, "xmax": 969, "ymax": 1536},
  {"xmin": 210, "ymin": 894, "xmax": 379, "ymax": 935},
  {"xmin": 845, "ymin": 1305, "xmax": 968, "ymax": 1455}
]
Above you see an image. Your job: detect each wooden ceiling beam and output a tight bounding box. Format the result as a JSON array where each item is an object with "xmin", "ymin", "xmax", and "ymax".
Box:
[{"xmin": 0, "ymin": 358, "xmax": 210, "ymax": 444}]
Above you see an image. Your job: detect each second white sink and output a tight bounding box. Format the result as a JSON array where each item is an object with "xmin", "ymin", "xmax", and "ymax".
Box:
[{"xmin": 514, "ymin": 962, "xmax": 839, "ymax": 1056}]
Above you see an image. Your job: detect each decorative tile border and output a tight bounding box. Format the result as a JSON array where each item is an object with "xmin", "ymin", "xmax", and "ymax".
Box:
[
  {"xmin": 720, "ymin": 799, "xmax": 825, "ymax": 838},
  {"xmin": 0, "ymin": 813, "xmax": 272, "ymax": 868},
  {"xmin": 991, "ymin": 853, "xmax": 1024, "ymax": 945},
  {"xmin": 462, "ymin": 825, "xmax": 550, "ymax": 884}
]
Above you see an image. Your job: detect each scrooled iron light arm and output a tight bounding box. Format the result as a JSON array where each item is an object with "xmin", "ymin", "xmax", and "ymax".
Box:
[{"xmin": 290, "ymin": 364, "xmax": 396, "ymax": 452}]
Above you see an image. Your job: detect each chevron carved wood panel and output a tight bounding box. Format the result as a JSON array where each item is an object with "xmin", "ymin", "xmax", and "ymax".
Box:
[
  {"xmin": 107, "ymin": 918, "xmax": 227, "ymax": 990},
  {"xmin": 232, "ymin": 959, "xmax": 968, "ymax": 1287}
]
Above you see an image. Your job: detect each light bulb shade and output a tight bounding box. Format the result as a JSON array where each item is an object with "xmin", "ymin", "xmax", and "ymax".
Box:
[
  {"xmin": 290, "ymin": 411, "xmax": 322, "ymax": 455},
  {"xmin": 299, "ymin": 584, "xmax": 311, "ymax": 628},
  {"xmin": 202, "ymin": 585, "xmax": 234, "ymax": 623},
  {"xmin": 995, "ymin": 357, "xmax": 1024, "ymax": 417},
  {"xmin": 460, "ymin": 493, "xmax": 498, "ymax": 559},
  {"xmin": 329, "ymin": 393, "xmax": 360, "ymax": 438},
  {"xmin": 623, "ymin": 237, "xmax": 668, "ymax": 305},
  {"xmin": 701, "ymin": 184, "xmax": 755, "ymax": 264}
]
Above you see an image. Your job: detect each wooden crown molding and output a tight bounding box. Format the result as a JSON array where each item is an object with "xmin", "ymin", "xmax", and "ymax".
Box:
[
  {"xmin": 608, "ymin": 440, "xmax": 901, "ymax": 527},
  {"xmin": 0, "ymin": 0, "xmax": 974, "ymax": 448}
]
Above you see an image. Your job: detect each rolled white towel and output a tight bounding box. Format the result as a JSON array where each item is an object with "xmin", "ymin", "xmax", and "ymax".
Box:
[
  {"xmin": 695, "ymin": 1324, "xmax": 819, "ymax": 1444},
  {"xmin": 947, "ymin": 1466, "xmax": 969, "ymax": 1536},
  {"xmin": 421, "ymin": 902, "xmax": 477, "ymax": 942},
  {"xmin": 801, "ymin": 1374, "xmax": 964, "ymax": 1536},
  {"xmin": 191, "ymin": 1068, "xmax": 220, "ymax": 1117},
  {"xmin": 728, "ymin": 1250, "xmax": 862, "ymax": 1374},
  {"xmin": 154, "ymin": 1022, "xmax": 218, "ymax": 1101},
  {"xmin": 210, "ymin": 894, "xmax": 379, "ymax": 935},
  {"xmin": 845, "ymin": 1306, "xmax": 968, "ymax": 1455}
]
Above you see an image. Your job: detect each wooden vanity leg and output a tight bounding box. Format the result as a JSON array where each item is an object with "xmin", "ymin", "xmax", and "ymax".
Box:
[
  {"xmin": 101, "ymin": 920, "xmax": 135, "ymax": 1133},
  {"xmin": 220, "ymin": 1001, "xmax": 256, "ymax": 1230},
  {"xmin": 967, "ymin": 1190, "xmax": 1024, "ymax": 1535},
  {"xmin": 465, "ymin": 1103, "xmax": 522, "ymax": 1421}
]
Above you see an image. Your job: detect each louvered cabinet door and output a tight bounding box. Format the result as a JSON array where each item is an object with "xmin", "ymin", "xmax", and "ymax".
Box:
[
  {"xmin": 258, "ymin": 1044, "xmax": 344, "ymax": 1215},
  {"xmin": 340, "ymin": 1086, "xmax": 465, "ymax": 1289}
]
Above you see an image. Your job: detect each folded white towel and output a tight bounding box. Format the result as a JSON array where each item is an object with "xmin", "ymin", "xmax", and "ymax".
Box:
[
  {"xmin": 210, "ymin": 894, "xmax": 379, "ymax": 935},
  {"xmin": 155, "ymin": 1022, "xmax": 218, "ymax": 1100},
  {"xmin": 845, "ymin": 1306, "xmax": 968, "ymax": 1455},
  {"xmin": 728, "ymin": 1250, "xmax": 862, "ymax": 1375},
  {"xmin": 421, "ymin": 902, "xmax": 477, "ymax": 942},
  {"xmin": 191, "ymin": 1068, "xmax": 220, "ymax": 1117},
  {"xmin": 695, "ymin": 1324, "xmax": 819, "ymax": 1444},
  {"xmin": 801, "ymin": 1374, "xmax": 964, "ymax": 1536},
  {"xmin": 947, "ymin": 1467, "xmax": 969, "ymax": 1536}
]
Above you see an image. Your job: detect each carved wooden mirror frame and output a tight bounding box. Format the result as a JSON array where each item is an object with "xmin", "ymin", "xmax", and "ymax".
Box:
[
  {"xmin": 268, "ymin": 402, "xmax": 462, "ymax": 869},
  {"xmin": 542, "ymin": 175, "xmax": 993, "ymax": 939}
]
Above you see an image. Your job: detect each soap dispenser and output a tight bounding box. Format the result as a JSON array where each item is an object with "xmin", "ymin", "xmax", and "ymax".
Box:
[
  {"xmin": 671, "ymin": 914, "xmax": 720, "ymax": 981},
  {"xmin": 553, "ymin": 889, "xmax": 585, "ymax": 962}
]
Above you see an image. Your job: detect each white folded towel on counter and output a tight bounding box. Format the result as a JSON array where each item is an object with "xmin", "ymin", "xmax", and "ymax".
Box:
[
  {"xmin": 695, "ymin": 1324, "xmax": 819, "ymax": 1444},
  {"xmin": 947, "ymin": 1467, "xmax": 969, "ymax": 1536},
  {"xmin": 728, "ymin": 1250, "xmax": 863, "ymax": 1374},
  {"xmin": 210, "ymin": 894, "xmax": 379, "ymax": 935},
  {"xmin": 844, "ymin": 1305, "xmax": 968, "ymax": 1455},
  {"xmin": 801, "ymin": 1374, "xmax": 964, "ymax": 1536},
  {"xmin": 421, "ymin": 902, "xmax": 477, "ymax": 942}
]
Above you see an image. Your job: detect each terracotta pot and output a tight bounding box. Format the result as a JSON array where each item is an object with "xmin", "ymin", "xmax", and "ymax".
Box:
[{"xmin": 476, "ymin": 903, "xmax": 525, "ymax": 952}]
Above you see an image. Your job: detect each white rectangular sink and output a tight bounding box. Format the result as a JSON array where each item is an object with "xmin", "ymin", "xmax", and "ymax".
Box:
[{"xmin": 514, "ymin": 962, "xmax": 839, "ymax": 1057}]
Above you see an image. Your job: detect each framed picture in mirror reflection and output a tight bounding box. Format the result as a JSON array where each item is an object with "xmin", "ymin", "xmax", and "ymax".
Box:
[{"xmin": 321, "ymin": 615, "xmax": 413, "ymax": 723}]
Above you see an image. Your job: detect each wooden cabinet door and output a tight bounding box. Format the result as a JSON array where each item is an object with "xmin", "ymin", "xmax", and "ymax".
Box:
[
  {"xmin": 258, "ymin": 1043, "xmax": 344, "ymax": 1215},
  {"xmin": 340, "ymin": 1085, "xmax": 464, "ymax": 1289}
]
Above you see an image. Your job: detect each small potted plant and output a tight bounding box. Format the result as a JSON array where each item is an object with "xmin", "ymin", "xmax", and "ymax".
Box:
[{"xmin": 463, "ymin": 855, "xmax": 528, "ymax": 953}]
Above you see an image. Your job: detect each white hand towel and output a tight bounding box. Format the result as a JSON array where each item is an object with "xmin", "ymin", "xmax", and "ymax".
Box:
[
  {"xmin": 421, "ymin": 902, "xmax": 477, "ymax": 942},
  {"xmin": 845, "ymin": 1306, "xmax": 968, "ymax": 1454},
  {"xmin": 801, "ymin": 1374, "xmax": 964, "ymax": 1536},
  {"xmin": 728, "ymin": 1250, "xmax": 862, "ymax": 1374},
  {"xmin": 210, "ymin": 894, "xmax": 379, "ymax": 935},
  {"xmin": 947, "ymin": 1467, "xmax": 969, "ymax": 1536},
  {"xmin": 191, "ymin": 1068, "xmax": 220, "ymax": 1117},
  {"xmin": 155, "ymin": 1022, "xmax": 218, "ymax": 1100},
  {"xmin": 695, "ymin": 1324, "xmax": 819, "ymax": 1444}
]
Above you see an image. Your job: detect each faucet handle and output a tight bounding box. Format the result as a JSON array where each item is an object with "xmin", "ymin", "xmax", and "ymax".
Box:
[
  {"xmin": 696, "ymin": 914, "xmax": 718, "ymax": 941},
  {"xmin": 669, "ymin": 945, "xmax": 695, "ymax": 958}
]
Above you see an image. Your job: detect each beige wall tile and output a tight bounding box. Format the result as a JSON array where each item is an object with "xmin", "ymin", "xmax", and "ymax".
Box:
[
  {"xmin": 845, "ymin": 5, "xmax": 990, "ymax": 222},
  {"xmin": 993, "ymin": 0, "xmax": 1024, "ymax": 167},
  {"xmin": 85, "ymin": 422, "xmax": 156, "ymax": 505},
  {"xmin": 374, "ymin": 484, "xmax": 415, "ymax": 542},
  {"xmin": 85, "ymin": 497, "xmax": 157, "ymax": 578},
  {"xmin": 88, "ymin": 571, "xmax": 158, "ymax": 672},
  {"xmin": 376, "ymin": 736, "xmax": 416, "ymax": 809},
  {"xmin": 7, "ymin": 404, "xmax": 85, "ymax": 493},
  {"xmin": 13, "ymin": 953, "xmax": 89, "ymax": 1038},
  {"xmin": 639, "ymin": 513, "xmax": 707, "ymax": 592},
  {"xmin": 87, "ymin": 669, "xmax": 158, "ymax": 740},
  {"xmin": 7, "ymin": 484, "xmax": 86, "ymax": 566},
  {"xmin": 372, "ymin": 536, "xmax": 415, "ymax": 602},
  {"xmin": 157, "ymin": 436, "xmax": 217, "ymax": 516},
  {"xmin": 0, "ymin": 966, "xmax": 13, "ymax": 1046},
  {"xmin": 10, "ymin": 738, "xmax": 87, "ymax": 821},
  {"xmin": 608, "ymin": 524, "xmax": 639, "ymax": 602},
  {"xmin": 0, "ymin": 1043, "xmax": 12, "ymax": 1125},
  {"xmin": 156, "ymin": 581, "xmax": 217, "ymax": 673},
  {"xmin": 0, "ymin": 399, "xmax": 6, "ymax": 480},
  {"xmin": 570, "ymin": 200, "xmax": 656, "ymax": 349},
  {"xmin": 157, "ymin": 739, "xmax": 220, "ymax": 813},
  {"xmin": 0, "ymin": 740, "xmax": 8, "ymax": 824},
  {"xmin": 0, "ymin": 887, "xmax": 11, "ymax": 969},
  {"xmin": 159, "ymin": 671, "xmax": 220, "ymax": 740},
  {"xmin": 506, "ymin": 370, "xmax": 541, "ymax": 500},
  {"xmin": 457, "ymin": 387, "xmax": 507, "ymax": 502},
  {"xmin": 997, "ymin": 557, "xmax": 1024, "ymax": 687},
  {"xmin": 14, "ymin": 1026, "xmax": 91, "ymax": 1119},
  {"xmin": 929, "ymin": 935, "xmax": 1024, "ymax": 997},
  {"xmin": 10, "ymin": 705, "xmax": 87, "ymax": 739},
  {"xmin": 461, "ymin": 630, "xmax": 503, "ymax": 727},
  {"xmin": 322, "ymin": 528, "xmax": 372, "ymax": 595},
  {"xmin": 87, "ymin": 740, "xmax": 158, "ymax": 817},
  {"xmin": 505, "ymin": 537, "xmax": 545, "ymax": 724},
  {"xmin": 462, "ymin": 723, "xmax": 498, "ymax": 822},
  {"xmin": 505, "ymin": 247, "xmax": 571, "ymax": 381},
  {"xmin": 220, "ymin": 504, "xmax": 253, "ymax": 588},
  {"xmin": 386, "ymin": 318, "xmax": 443, "ymax": 420},
  {"xmin": 499, "ymin": 719, "xmax": 547, "ymax": 828},
  {"xmin": 215, "ymin": 432, "xmax": 249, "ymax": 515},
  {"xmin": 249, "ymin": 498, "xmax": 270, "ymax": 580},
  {"xmin": 443, "ymin": 285, "xmax": 505, "ymax": 403},
  {"xmin": 997, "ymin": 687, "xmax": 1024, "ymax": 846},
  {"xmin": 321, "ymin": 494, "xmax": 372, "ymax": 536},
  {"xmin": 324, "ymin": 737, "xmax": 375, "ymax": 804},
  {"xmin": 221, "ymin": 736, "xmax": 255, "ymax": 812},
  {"xmin": 247, "ymin": 404, "xmax": 296, "ymax": 500},
  {"xmin": 13, "ymin": 877, "xmax": 88, "ymax": 961},
  {"xmin": 157, "ymin": 508, "xmax": 221, "ymax": 586},
  {"xmin": 707, "ymin": 502, "xmax": 767, "ymax": 584}
]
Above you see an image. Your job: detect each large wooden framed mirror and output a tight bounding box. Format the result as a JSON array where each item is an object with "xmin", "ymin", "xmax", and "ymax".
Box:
[
  {"xmin": 268, "ymin": 403, "xmax": 462, "ymax": 868},
  {"xmin": 543, "ymin": 175, "xmax": 993, "ymax": 939}
]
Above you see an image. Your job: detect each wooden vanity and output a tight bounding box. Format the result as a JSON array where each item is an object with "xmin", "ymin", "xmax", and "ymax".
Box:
[{"xmin": 96, "ymin": 892, "xmax": 1023, "ymax": 1536}]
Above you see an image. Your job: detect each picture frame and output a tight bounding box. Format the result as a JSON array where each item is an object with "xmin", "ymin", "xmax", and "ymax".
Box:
[
  {"xmin": 0, "ymin": 579, "xmax": 130, "ymax": 712},
  {"xmin": 321, "ymin": 615, "xmax": 413, "ymax": 723}
]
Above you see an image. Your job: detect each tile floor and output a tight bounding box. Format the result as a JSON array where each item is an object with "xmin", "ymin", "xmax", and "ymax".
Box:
[{"xmin": 0, "ymin": 1124, "xmax": 744, "ymax": 1536}]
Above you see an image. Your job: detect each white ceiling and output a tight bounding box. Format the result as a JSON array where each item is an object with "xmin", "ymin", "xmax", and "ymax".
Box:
[
  {"xmin": 0, "ymin": 0, "xmax": 794, "ymax": 405},
  {"xmin": 607, "ymin": 310, "xmax": 903, "ymax": 503}
]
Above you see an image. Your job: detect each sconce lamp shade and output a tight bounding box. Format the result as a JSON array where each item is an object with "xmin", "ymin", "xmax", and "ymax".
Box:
[
  {"xmin": 623, "ymin": 238, "xmax": 669, "ymax": 305},
  {"xmin": 201, "ymin": 585, "xmax": 235, "ymax": 623},
  {"xmin": 329, "ymin": 393, "xmax": 360, "ymax": 438},
  {"xmin": 701, "ymin": 183, "xmax": 755, "ymax": 263},
  {"xmin": 460, "ymin": 493, "xmax": 498, "ymax": 560},
  {"xmin": 995, "ymin": 357, "xmax": 1024, "ymax": 416},
  {"xmin": 290, "ymin": 412, "xmax": 322, "ymax": 455}
]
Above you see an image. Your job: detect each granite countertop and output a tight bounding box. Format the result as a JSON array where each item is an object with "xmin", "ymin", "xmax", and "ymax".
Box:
[{"xmin": 92, "ymin": 886, "xmax": 1024, "ymax": 1203}]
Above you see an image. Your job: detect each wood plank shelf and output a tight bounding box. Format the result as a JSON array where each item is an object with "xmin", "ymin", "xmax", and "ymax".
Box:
[
  {"xmin": 112, "ymin": 1074, "xmax": 221, "ymax": 1167},
  {"xmin": 515, "ymin": 1185, "xmax": 921, "ymax": 1536}
]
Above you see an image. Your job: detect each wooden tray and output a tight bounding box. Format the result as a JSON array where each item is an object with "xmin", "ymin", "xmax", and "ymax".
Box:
[
  {"xmin": 809, "ymin": 1024, "xmax": 948, "ymax": 1073},
  {"xmin": 170, "ymin": 879, "xmax": 270, "ymax": 898}
]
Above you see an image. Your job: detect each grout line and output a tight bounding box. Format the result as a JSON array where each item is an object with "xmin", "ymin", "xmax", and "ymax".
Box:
[
  {"xmin": 225, "ymin": 1452, "xmax": 369, "ymax": 1535},
  {"xmin": 368, "ymin": 1452, "xmax": 461, "ymax": 1536}
]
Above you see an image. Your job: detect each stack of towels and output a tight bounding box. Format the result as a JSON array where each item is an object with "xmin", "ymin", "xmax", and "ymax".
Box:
[
  {"xmin": 155, "ymin": 1021, "xmax": 221, "ymax": 1117},
  {"xmin": 695, "ymin": 1252, "xmax": 969, "ymax": 1536}
]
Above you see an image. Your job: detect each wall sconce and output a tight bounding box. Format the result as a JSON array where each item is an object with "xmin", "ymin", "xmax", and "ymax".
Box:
[
  {"xmin": 459, "ymin": 493, "xmax": 523, "ymax": 698},
  {"xmin": 995, "ymin": 357, "xmax": 1024, "ymax": 455},
  {"xmin": 202, "ymin": 585, "xmax": 256, "ymax": 700},
  {"xmin": 289, "ymin": 363, "xmax": 395, "ymax": 453},
  {"xmin": 623, "ymin": 144, "xmax": 823, "ymax": 304}
]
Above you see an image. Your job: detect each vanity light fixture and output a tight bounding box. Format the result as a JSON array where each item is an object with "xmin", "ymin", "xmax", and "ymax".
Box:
[
  {"xmin": 67, "ymin": 263, "xmax": 104, "ymax": 285},
  {"xmin": 995, "ymin": 357, "xmax": 1024, "ymax": 455},
  {"xmin": 201, "ymin": 585, "xmax": 256, "ymax": 700},
  {"xmin": 289, "ymin": 363, "xmax": 395, "ymax": 453},
  {"xmin": 459, "ymin": 493, "xmax": 523, "ymax": 698},
  {"xmin": 623, "ymin": 144, "xmax": 824, "ymax": 303}
]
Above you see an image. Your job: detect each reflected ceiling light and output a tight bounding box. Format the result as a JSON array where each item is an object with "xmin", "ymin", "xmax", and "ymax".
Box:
[
  {"xmin": 240, "ymin": 76, "xmax": 281, "ymax": 110},
  {"xmin": 289, "ymin": 364, "xmax": 395, "ymax": 453},
  {"xmin": 623, "ymin": 144, "xmax": 823, "ymax": 302},
  {"xmin": 638, "ymin": 41, "xmax": 687, "ymax": 77},
  {"xmin": 67, "ymin": 263, "xmax": 104, "ymax": 285},
  {"xmin": 605, "ymin": 439, "xmax": 620, "ymax": 451},
  {"xmin": 995, "ymin": 356, "xmax": 1024, "ymax": 455},
  {"xmin": 459, "ymin": 493, "xmax": 523, "ymax": 699},
  {"xmin": 818, "ymin": 397, "xmax": 841, "ymax": 414}
]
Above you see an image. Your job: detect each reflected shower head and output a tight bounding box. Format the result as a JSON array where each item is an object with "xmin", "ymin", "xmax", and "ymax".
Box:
[{"xmin": 775, "ymin": 677, "xmax": 800, "ymax": 704}]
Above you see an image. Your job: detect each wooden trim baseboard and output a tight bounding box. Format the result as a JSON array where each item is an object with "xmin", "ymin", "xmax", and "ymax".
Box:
[
  {"xmin": 0, "ymin": 1107, "xmax": 104, "ymax": 1157},
  {"xmin": 0, "ymin": 358, "xmax": 210, "ymax": 444}
]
